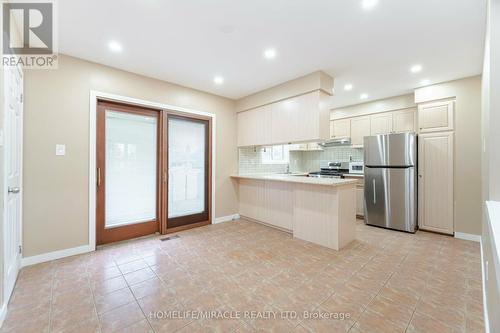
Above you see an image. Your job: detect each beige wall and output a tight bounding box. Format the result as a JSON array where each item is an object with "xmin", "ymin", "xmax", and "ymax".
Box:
[
  {"xmin": 23, "ymin": 54, "xmax": 238, "ymax": 257},
  {"xmin": 415, "ymin": 76, "xmax": 482, "ymax": 236},
  {"xmin": 331, "ymin": 93, "xmax": 416, "ymax": 119}
]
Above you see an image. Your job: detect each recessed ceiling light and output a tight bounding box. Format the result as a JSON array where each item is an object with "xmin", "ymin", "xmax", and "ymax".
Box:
[
  {"xmin": 410, "ymin": 64, "xmax": 423, "ymax": 73},
  {"xmin": 420, "ymin": 79, "xmax": 430, "ymax": 86},
  {"xmin": 264, "ymin": 48, "xmax": 277, "ymax": 59},
  {"xmin": 213, "ymin": 76, "xmax": 224, "ymax": 85},
  {"xmin": 361, "ymin": 0, "xmax": 379, "ymax": 10},
  {"xmin": 360, "ymin": 93, "xmax": 368, "ymax": 100},
  {"xmin": 108, "ymin": 40, "xmax": 123, "ymax": 53},
  {"xmin": 344, "ymin": 84, "xmax": 353, "ymax": 91}
]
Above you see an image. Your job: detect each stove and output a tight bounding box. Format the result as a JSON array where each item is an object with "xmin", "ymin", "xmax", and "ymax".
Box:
[{"xmin": 308, "ymin": 162, "xmax": 349, "ymax": 179}]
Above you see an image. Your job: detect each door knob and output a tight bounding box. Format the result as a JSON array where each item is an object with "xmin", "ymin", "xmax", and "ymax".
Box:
[{"xmin": 8, "ymin": 187, "xmax": 20, "ymax": 194}]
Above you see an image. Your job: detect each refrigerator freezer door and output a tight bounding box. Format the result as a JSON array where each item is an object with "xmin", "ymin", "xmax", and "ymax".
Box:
[
  {"xmin": 364, "ymin": 133, "xmax": 416, "ymax": 167},
  {"xmin": 364, "ymin": 166, "xmax": 417, "ymax": 232}
]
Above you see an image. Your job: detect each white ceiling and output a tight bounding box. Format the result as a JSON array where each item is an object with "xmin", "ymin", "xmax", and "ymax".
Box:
[{"xmin": 59, "ymin": 0, "xmax": 486, "ymax": 107}]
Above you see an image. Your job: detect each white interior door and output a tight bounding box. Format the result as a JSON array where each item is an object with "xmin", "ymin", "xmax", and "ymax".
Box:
[{"xmin": 3, "ymin": 64, "xmax": 23, "ymax": 302}]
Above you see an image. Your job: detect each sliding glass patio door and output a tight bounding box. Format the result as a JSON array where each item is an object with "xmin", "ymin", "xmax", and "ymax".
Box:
[
  {"xmin": 165, "ymin": 114, "xmax": 210, "ymax": 230},
  {"xmin": 96, "ymin": 101, "xmax": 160, "ymax": 245},
  {"xmin": 96, "ymin": 101, "xmax": 212, "ymax": 245}
]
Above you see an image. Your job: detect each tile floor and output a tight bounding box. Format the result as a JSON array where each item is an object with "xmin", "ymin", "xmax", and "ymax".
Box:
[{"xmin": 2, "ymin": 219, "xmax": 484, "ymax": 333}]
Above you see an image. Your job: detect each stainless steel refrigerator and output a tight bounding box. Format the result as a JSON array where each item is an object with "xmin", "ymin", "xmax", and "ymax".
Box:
[{"xmin": 363, "ymin": 133, "xmax": 417, "ymax": 233}]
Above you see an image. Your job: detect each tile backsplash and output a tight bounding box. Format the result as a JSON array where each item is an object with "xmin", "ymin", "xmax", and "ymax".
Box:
[
  {"xmin": 295, "ymin": 147, "xmax": 364, "ymax": 172},
  {"xmin": 238, "ymin": 147, "xmax": 289, "ymax": 174},
  {"xmin": 238, "ymin": 146, "xmax": 363, "ymax": 174}
]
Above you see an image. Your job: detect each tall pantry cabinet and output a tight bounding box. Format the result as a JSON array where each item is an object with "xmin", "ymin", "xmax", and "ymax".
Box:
[{"xmin": 417, "ymin": 100, "xmax": 455, "ymax": 235}]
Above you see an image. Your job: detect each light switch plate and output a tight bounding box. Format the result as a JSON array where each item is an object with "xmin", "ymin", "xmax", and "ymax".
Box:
[{"xmin": 55, "ymin": 144, "xmax": 66, "ymax": 156}]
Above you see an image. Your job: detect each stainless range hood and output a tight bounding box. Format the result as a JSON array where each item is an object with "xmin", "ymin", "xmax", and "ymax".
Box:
[{"xmin": 318, "ymin": 137, "xmax": 352, "ymax": 147}]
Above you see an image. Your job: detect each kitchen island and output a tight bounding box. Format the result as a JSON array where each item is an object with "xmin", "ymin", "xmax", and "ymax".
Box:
[{"xmin": 231, "ymin": 174, "xmax": 357, "ymax": 250}]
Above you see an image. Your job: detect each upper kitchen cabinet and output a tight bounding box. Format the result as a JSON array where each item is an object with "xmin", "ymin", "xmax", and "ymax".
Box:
[
  {"xmin": 271, "ymin": 97, "xmax": 300, "ymax": 144},
  {"xmin": 237, "ymin": 105, "xmax": 272, "ymax": 147},
  {"xmin": 237, "ymin": 110, "xmax": 252, "ymax": 147},
  {"xmin": 370, "ymin": 113, "xmax": 393, "ymax": 135},
  {"xmin": 350, "ymin": 116, "xmax": 371, "ymax": 146},
  {"xmin": 237, "ymin": 91, "xmax": 330, "ymax": 147},
  {"xmin": 328, "ymin": 108, "xmax": 417, "ymax": 146},
  {"xmin": 393, "ymin": 109, "xmax": 416, "ymax": 133},
  {"xmin": 330, "ymin": 119, "xmax": 351, "ymax": 139},
  {"xmin": 417, "ymin": 100, "xmax": 454, "ymax": 133}
]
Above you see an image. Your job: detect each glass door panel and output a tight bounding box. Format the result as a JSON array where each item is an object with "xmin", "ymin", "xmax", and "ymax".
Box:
[
  {"xmin": 167, "ymin": 115, "xmax": 209, "ymax": 228},
  {"xmin": 105, "ymin": 111, "xmax": 157, "ymax": 227},
  {"xmin": 96, "ymin": 101, "xmax": 160, "ymax": 245}
]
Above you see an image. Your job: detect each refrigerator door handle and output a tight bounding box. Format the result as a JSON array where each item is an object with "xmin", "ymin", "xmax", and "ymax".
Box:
[{"xmin": 372, "ymin": 179, "xmax": 376, "ymax": 204}]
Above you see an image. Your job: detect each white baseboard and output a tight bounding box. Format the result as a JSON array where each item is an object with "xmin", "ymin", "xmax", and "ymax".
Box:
[
  {"xmin": 21, "ymin": 244, "xmax": 94, "ymax": 267},
  {"xmin": 214, "ymin": 214, "xmax": 240, "ymax": 224},
  {"xmin": 21, "ymin": 215, "xmax": 240, "ymax": 267},
  {"xmin": 454, "ymin": 232, "xmax": 481, "ymax": 242},
  {"xmin": 0, "ymin": 303, "xmax": 6, "ymax": 329}
]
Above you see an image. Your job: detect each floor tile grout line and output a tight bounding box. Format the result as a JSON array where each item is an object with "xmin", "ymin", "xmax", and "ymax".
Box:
[
  {"xmin": 136, "ymin": 247, "xmax": 195, "ymax": 333},
  {"xmin": 347, "ymin": 251, "xmax": 412, "ymax": 332},
  {"xmin": 87, "ymin": 269, "xmax": 104, "ymax": 333},
  {"xmin": 404, "ymin": 308, "xmax": 417, "ymax": 333},
  {"xmin": 47, "ymin": 269, "xmax": 55, "ymax": 333},
  {"xmin": 126, "ymin": 278, "xmax": 156, "ymax": 333}
]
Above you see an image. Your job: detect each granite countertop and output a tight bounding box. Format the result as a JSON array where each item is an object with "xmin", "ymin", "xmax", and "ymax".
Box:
[{"xmin": 231, "ymin": 173, "xmax": 358, "ymax": 187}]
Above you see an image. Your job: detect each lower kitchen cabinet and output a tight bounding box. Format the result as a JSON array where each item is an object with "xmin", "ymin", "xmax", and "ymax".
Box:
[
  {"xmin": 238, "ymin": 179, "xmax": 293, "ymax": 231},
  {"xmin": 235, "ymin": 176, "xmax": 357, "ymax": 250},
  {"xmin": 264, "ymin": 181, "xmax": 293, "ymax": 230},
  {"xmin": 356, "ymin": 185, "xmax": 364, "ymax": 217},
  {"xmin": 344, "ymin": 176, "xmax": 364, "ymax": 218},
  {"xmin": 238, "ymin": 179, "xmax": 266, "ymax": 222}
]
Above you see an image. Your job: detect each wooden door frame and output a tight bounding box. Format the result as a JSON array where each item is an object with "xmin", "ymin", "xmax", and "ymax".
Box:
[
  {"xmin": 95, "ymin": 101, "xmax": 163, "ymax": 245},
  {"xmin": 162, "ymin": 111, "xmax": 213, "ymax": 234},
  {"xmin": 89, "ymin": 91, "xmax": 216, "ymax": 248}
]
